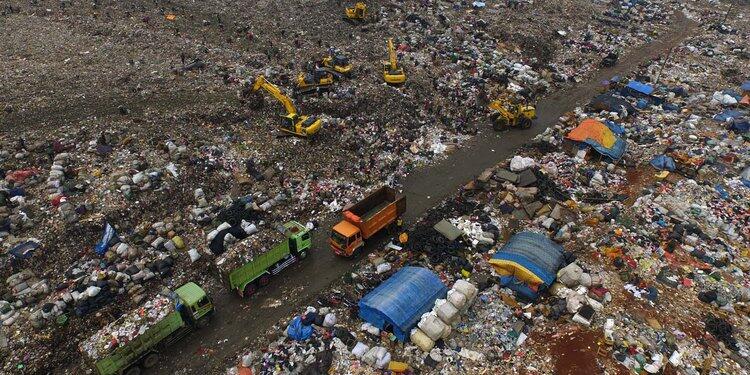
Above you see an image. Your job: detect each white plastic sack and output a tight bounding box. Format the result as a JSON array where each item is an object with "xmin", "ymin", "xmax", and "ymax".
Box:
[
  {"xmin": 376, "ymin": 263, "xmax": 392, "ymax": 274},
  {"xmin": 188, "ymin": 248, "xmax": 201, "ymax": 262},
  {"xmin": 241, "ymin": 353, "xmax": 254, "ymax": 367},
  {"xmin": 510, "ymin": 156, "xmax": 535, "ymax": 171},
  {"xmin": 361, "ymin": 322, "xmax": 380, "ymax": 336},
  {"xmin": 566, "ymin": 293, "xmax": 587, "ymax": 313},
  {"xmin": 86, "ymin": 286, "xmax": 101, "ymax": 298},
  {"xmin": 410, "ymin": 328, "xmax": 434, "ymax": 352},
  {"xmin": 418, "ymin": 312, "xmax": 448, "ymax": 341},
  {"xmin": 363, "ymin": 346, "xmax": 387, "ymax": 366},
  {"xmin": 352, "ymin": 342, "xmax": 369, "ymax": 358},
  {"xmin": 323, "ymin": 313, "xmax": 337, "ymax": 327},
  {"xmin": 557, "ymin": 263, "xmax": 584, "ymax": 287},
  {"xmin": 713, "ymin": 91, "xmax": 738, "ymax": 106},
  {"xmin": 375, "ymin": 352, "xmax": 391, "ymax": 369},
  {"xmin": 433, "ymin": 299, "xmax": 459, "ymax": 324},
  {"xmin": 452, "ymin": 280, "xmax": 477, "ymax": 301},
  {"xmin": 447, "ymin": 289, "xmax": 468, "ymax": 310},
  {"xmin": 241, "ymin": 221, "xmax": 258, "ymax": 235}
]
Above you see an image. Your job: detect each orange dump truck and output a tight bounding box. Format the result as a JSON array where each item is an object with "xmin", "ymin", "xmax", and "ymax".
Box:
[{"xmin": 330, "ymin": 186, "xmax": 406, "ymax": 256}]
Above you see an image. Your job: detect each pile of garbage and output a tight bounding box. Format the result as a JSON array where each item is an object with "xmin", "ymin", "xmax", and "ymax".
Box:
[
  {"xmin": 226, "ymin": 2, "xmax": 750, "ymax": 374},
  {"xmin": 0, "ymin": 0, "xmax": 738, "ymax": 372},
  {"xmin": 79, "ymin": 295, "xmax": 175, "ymax": 361}
]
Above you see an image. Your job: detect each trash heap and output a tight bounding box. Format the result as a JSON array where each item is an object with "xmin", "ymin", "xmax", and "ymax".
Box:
[
  {"xmin": 79, "ymin": 295, "xmax": 175, "ymax": 361},
  {"xmin": 0, "ymin": 0, "xmax": 728, "ymax": 372},
  {"xmin": 226, "ymin": 2, "xmax": 750, "ymax": 373}
]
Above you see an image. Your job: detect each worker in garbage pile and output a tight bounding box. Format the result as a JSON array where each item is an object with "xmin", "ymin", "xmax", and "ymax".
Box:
[{"xmin": 399, "ymin": 232, "xmax": 408, "ymax": 244}]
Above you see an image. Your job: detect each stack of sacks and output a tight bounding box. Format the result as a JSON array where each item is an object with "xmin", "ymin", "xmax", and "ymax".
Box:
[{"xmin": 410, "ymin": 280, "xmax": 478, "ymax": 352}]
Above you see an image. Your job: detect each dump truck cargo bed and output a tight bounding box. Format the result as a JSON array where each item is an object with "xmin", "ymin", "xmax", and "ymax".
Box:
[
  {"xmin": 344, "ymin": 186, "xmax": 405, "ymax": 239},
  {"xmin": 81, "ymin": 296, "xmax": 183, "ymax": 375}
]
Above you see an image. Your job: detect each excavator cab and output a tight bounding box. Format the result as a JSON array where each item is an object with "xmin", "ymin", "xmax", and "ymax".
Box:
[
  {"xmin": 488, "ymin": 98, "xmax": 537, "ymax": 131},
  {"xmin": 345, "ymin": 2, "xmax": 366, "ymax": 22},
  {"xmin": 383, "ymin": 38, "xmax": 406, "ymax": 85}
]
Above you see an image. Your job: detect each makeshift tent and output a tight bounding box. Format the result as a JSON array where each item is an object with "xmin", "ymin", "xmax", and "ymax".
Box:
[
  {"xmin": 489, "ymin": 232, "xmax": 564, "ymax": 300},
  {"xmin": 359, "ymin": 267, "xmax": 447, "ymax": 341},
  {"xmin": 566, "ymin": 119, "xmax": 627, "ymax": 160}
]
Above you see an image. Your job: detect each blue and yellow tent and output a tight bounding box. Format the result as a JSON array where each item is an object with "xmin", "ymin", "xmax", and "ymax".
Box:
[
  {"xmin": 566, "ymin": 119, "xmax": 627, "ymax": 161},
  {"xmin": 489, "ymin": 232, "xmax": 564, "ymax": 300}
]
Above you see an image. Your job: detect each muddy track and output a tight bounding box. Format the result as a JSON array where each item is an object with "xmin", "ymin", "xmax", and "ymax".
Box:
[{"xmin": 144, "ymin": 11, "xmax": 698, "ymax": 375}]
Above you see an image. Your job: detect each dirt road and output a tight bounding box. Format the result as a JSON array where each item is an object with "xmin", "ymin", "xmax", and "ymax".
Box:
[{"xmin": 147, "ymin": 11, "xmax": 697, "ymax": 375}]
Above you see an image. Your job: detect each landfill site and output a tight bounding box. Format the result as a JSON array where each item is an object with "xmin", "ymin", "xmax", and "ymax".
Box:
[{"xmin": 1, "ymin": 0, "xmax": 749, "ymax": 374}]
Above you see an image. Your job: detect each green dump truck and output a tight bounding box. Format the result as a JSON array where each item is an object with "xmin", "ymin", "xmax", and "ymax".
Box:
[
  {"xmin": 218, "ymin": 221, "xmax": 312, "ymax": 298},
  {"xmin": 81, "ymin": 282, "xmax": 214, "ymax": 375}
]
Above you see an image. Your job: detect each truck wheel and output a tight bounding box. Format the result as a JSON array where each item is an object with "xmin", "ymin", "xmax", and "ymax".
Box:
[
  {"xmin": 243, "ymin": 283, "xmax": 257, "ymax": 298},
  {"xmin": 142, "ymin": 353, "xmax": 159, "ymax": 368},
  {"xmin": 125, "ymin": 366, "xmax": 142, "ymax": 375},
  {"xmin": 297, "ymin": 250, "xmax": 308, "ymax": 259},
  {"xmin": 259, "ymin": 274, "xmax": 271, "ymax": 287}
]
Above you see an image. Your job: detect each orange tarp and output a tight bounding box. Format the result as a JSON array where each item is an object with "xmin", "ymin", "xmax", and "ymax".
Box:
[{"xmin": 566, "ymin": 119, "xmax": 617, "ymax": 148}]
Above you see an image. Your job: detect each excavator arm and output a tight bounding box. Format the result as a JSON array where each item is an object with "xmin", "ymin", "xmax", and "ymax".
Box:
[
  {"xmin": 252, "ymin": 75, "xmax": 297, "ymax": 116},
  {"xmin": 388, "ymin": 38, "xmax": 398, "ymax": 70}
]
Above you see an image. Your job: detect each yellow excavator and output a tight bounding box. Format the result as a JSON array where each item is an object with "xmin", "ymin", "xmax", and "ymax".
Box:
[
  {"xmin": 296, "ymin": 67, "xmax": 334, "ymax": 95},
  {"xmin": 345, "ymin": 2, "xmax": 366, "ymax": 23},
  {"xmin": 488, "ymin": 97, "xmax": 537, "ymax": 131},
  {"xmin": 383, "ymin": 38, "xmax": 406, "ymax": 85},
  {"xmin": 250, "ymin": 75, "xmax": 322, "ymax": 137}
]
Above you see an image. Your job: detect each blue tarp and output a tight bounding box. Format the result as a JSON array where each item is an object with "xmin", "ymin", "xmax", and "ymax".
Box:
[
  {"xmin": 651, "ymin": 155, "xmax": 676, "ymax": 171},
  {"xmin": 491, "ymin": 232, "xmax": 565, "ymax": 301},
  {"xmin": 9, "ymin": 241, "xmax": 40, "ymax": 260},
  {"xmin": 626, "ymin": 81, "xmax": 654, "ymax": 95},
  {"xmin": 742, "ymin": 81, "xmax": 750, "ymax": 92},
  {"xmin": 358, "ymin": 267, "xmax": 447, "ymax": 341},
  {"xmin": 287, "ymin": 316, "xmax": 313, "ymax": 341},
  {"xmin": 94, "ymin": 222, "xmax": 118, "ymax": 256},
  {"xmin": 604, "ymin": 120, "xmax": 625, "ymax": 135},
  {"xmin": 729, "ymin": 118, "xmax": 750, "ymax": 133},
  {"xmin": 491, "ymin": 232, "xmax": 564, "ymax": 286},
  {"xmin": 713, "ymin": 109, "xmax": 745, "ymax": 122}
]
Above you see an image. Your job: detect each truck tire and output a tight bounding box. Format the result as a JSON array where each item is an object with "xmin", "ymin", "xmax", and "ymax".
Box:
[
  {"xmin": 259, "ymin": 274, "xmax": 271, "ymax": 287},
  {"xmin": 124, "ymin": 366, "xmax": 142, "ymax": 375},
  {"xmin": 142, "ymin": 353, "xmax": 159, "ymax": 368},
  {"xmin": 243, "ymin": 283, "xmax": 257, "ymax": 298},
  {"xmin": 297, "ymin": 250, "xmax": 308, "ymax": 259}
]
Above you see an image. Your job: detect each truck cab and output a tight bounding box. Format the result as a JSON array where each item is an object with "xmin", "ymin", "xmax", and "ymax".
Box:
[
  {"xmin": 174, "ymin": 282, "xmax": 213, "ymax": 327},
  {"xmin": 330, "ymin": 221, "xmax": 363, "ymax": 256}
]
